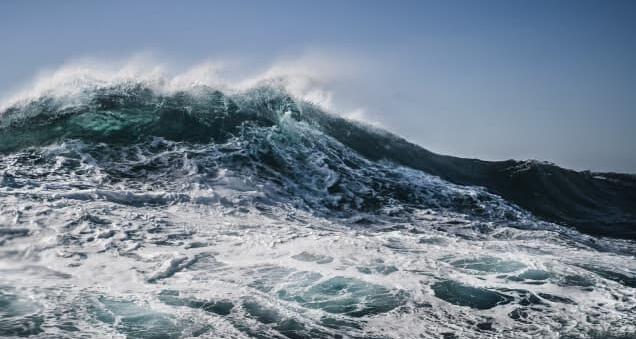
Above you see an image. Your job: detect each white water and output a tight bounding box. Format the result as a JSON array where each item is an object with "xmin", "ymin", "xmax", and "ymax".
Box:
[{"xmin": 0, "ymin": 138, "xmax": 634, "ymax": 338}]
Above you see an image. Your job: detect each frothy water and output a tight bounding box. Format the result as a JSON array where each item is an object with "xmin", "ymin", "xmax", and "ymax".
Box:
[{"xmin": 0, "ymin": 77, "xmax": 635, "ymax": 338}]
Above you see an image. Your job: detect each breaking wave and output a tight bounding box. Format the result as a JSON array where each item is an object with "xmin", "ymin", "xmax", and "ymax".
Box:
[{"xmin": 0, "ymin": 67, "xmax": 635, "ymax": 338}]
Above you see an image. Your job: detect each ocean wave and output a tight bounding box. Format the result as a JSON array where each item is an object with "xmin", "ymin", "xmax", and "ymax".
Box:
[
  {"xmin": 0, "ymin": 66, "xmax": 635, "ymax": 338},
  {"xmin": 1, "ymin": 77, "xmax": 634, "ymax": 238}
]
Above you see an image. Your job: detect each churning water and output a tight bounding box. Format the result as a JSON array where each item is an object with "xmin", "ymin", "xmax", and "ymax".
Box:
[{"xmin": 0, "ymin": 73, "xmax": 635, "ymax": 338}]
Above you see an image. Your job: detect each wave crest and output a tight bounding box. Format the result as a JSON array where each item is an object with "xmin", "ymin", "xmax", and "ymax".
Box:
[{"xmin": 1, "ymin": 62, "xmax": 635, "ymax": 239}]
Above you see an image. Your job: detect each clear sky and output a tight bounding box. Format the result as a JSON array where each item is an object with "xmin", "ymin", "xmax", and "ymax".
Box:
[{"xmin": 1, "ymin": 0, "xmax": 635, "ymax": 172}]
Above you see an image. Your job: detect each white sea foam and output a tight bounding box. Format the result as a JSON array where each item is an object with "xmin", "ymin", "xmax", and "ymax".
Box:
[
  {"xmin": 0, "ymin": 53, "xmax": 373, "ymax": 124},
  {"xmin": 0, "ymin": 135, "xmax": 634, "ymax": 338}
]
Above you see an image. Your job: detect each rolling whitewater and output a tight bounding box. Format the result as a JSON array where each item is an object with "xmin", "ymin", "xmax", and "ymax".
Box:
[{"xmin": 0, "ymin": 69, "xmax": 635, "ymax": 338}]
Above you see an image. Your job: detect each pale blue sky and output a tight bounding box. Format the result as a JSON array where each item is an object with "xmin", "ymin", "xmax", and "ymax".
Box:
[{"xmin": 1, "ymin": 0, "xmax": 635, "ymax": 172}]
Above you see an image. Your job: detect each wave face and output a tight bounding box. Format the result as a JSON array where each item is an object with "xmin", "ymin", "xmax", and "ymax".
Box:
[{"xmin": 1, "ymin": 80, "xmax": 635, "ymax": 338}]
